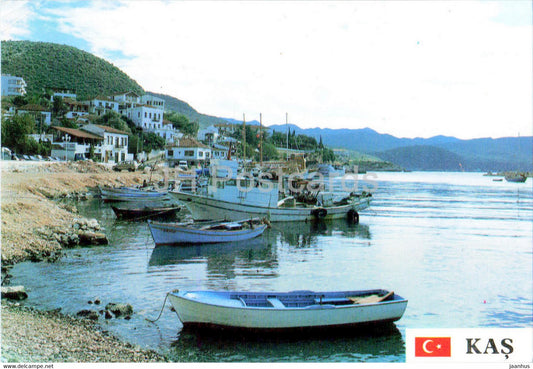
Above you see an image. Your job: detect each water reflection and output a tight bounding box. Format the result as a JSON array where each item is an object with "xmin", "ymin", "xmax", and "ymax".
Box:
[
  {"xmin": 148, "ymin": 219, "xmax": 372, "ymax": 283},
  {"xmin": 269, "ymin": 220, "xmax": 371, "ymax": 248},
  {"xmin": 169, "ymin": 323, "xmax": 404, "ymax": 362}
]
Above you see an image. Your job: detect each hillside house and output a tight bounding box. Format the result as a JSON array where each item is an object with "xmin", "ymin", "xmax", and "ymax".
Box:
[
  {"xmin": 83, "ymin": 96, "xmax": 120, "ymax": 116},
  {"xmin": 141, "ymin": 94, "xmax": 164, "ymax": 109},
  {"xmin": 198, "ymin": 125, "xmax": 220, "ymax": 145},
  {"xmin": 113, "ymin": 91, "xmax": 141, "ymax": 113},
  {"xmin": 210, "ymin": 143, "xmax": 231, "ymax": 160},
  {"xmin": 17, "ymin": 104, "xmax": 52, "ymax": 126},
  {"xmin": 166, "ymin": 136, "xmax": 211, "ymax": 167},
  {"xmin": 127, "ymin": 104, "xmax": 163, "ymax": 130},
  {"xmin": 63, "ymin": 98, "xmax": 90, "ymax": 119},
  {"xmin": 51, "ymin": 124, "xmax": 132, "ymax": 162},
  {"xmin": 51, "ymin": 89, "xmax": 77, "ymax": 102},
  {"xmin": 1, "ymin": 74, "xmax": 26, "ymax": 96}
]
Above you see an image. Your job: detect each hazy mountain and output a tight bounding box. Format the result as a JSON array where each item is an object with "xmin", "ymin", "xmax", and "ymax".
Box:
[{"xmin": 267, "ymin": 124, "xmax": 532, "ymax": 171}]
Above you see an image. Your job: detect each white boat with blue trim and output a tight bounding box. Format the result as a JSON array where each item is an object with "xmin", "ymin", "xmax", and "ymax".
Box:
[
  {"xmin": 168, "ymin": 289, "xmax": 407, "ymax": 331},
  {"xmin": 147, "ymin": 218, "xmax": 268, "ymax": 245}
]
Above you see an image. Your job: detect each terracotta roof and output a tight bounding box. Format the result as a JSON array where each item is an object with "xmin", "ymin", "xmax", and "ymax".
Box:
[
  {"xmin": 175, "ymin": 136, "xmax": 208, "ymax": 148},
  {"xmin": 52, "ymin": 126, "xmax": 103, "ymax": 140},
  {"xmin": 93, "ymin": 124, "xmax": 129, "ymax": 135}
]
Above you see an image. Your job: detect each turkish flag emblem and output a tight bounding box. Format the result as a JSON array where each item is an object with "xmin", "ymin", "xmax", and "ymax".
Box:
[{"xmin": 415, "ymin": 337, "xmax": 451, "ymax": 357}]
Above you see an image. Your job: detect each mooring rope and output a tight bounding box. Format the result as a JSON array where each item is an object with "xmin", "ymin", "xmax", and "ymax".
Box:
[{"xmin": 145, "ymin": 292, "xmax": 170, "ymax": 323}]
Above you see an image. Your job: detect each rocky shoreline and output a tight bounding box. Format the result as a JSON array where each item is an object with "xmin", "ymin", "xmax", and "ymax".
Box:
[{"xmin": 1, "ymin": 161, "xmax": 169, "ymax": 362}]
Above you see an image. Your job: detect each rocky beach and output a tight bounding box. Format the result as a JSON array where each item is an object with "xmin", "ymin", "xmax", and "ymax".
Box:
[{"xmin": 1, "ymin": 160, "xmax": 168, "ymax": 362}]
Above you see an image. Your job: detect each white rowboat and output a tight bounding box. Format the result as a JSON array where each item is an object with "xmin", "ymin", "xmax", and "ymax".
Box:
[
  {"xmin": 147, "ymin": 219, "xmax": 268, "ymax": 245},
  {"xmin": 168, "ymin": 289, "xmax": 407, "ymax": 331}
]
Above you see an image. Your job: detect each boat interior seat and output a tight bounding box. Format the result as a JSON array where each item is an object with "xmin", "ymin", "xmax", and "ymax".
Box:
[{"xmin": 266, "ymin": 297, "xmax": 286, "ymax": 308}]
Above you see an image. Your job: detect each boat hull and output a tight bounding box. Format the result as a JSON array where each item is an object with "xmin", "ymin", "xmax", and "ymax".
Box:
[
  {"xmin": 170, "ymin": 191, "xmax": 371, "ymax": 222},
  {"xmin": 111, "ymin": 205, "xmax": 180, "ymax": 220},
  {"xmin": 99, "ymin": 186, "xmax": 168, "ymax": 202},
  {"xmin": 168, "ymin": 290, "xmax": 407, "ymax": 330},
  {"xmin": 148, "ymin": 221, "xmax": 268, "ymax": 245}
]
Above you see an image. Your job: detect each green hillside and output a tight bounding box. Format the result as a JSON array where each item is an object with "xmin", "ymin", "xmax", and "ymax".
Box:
[{"xmin": 1, "ymin": 40, "xmax": 144, "ymax": 99}]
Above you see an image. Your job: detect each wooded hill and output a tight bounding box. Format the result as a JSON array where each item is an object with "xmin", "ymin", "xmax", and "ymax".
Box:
[{"xmin": 1, "ymin": 41, "xmax": 144, "ymax": 99}]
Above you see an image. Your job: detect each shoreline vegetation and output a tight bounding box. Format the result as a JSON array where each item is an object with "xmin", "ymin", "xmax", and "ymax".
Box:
[{"xmin": 1, "ymin": 160, "xmax": 168, "ymax": 362}]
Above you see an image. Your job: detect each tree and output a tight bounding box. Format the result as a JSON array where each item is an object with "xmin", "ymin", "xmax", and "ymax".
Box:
[
  {"xmin": 258, "ymin": 142, "xmax": 279, "ymax": 161},
  {"xmin": 141, "ymin": 132, "xmax": 165, "ymax": 152},
  {"xmin": 52, "ymin": 96, "xmax": 68, "ymax": 118},
  {"xmin": 88, "ymin": 143, "xmax": 96, "ymax": 160},
  {"xmin": 1, "ymin": 114, "xmax": 50, "ymax": 155},
  {"xmin": 1, "ymin": 114, "xmax": 35, "ymax": 152},
  {"xmin": 96, "ymin": 111, "xmax": 131, "ymax": 134},
  {"xmin": 321, "ymin": 148, "xmax": 336, "ymax": 163},
  {"xmin": 165, "ymin": 112, "xmax": 199, "ymax": 136}
]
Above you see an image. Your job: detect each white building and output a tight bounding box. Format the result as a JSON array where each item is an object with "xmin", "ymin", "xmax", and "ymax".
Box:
[
  {"xmin": 198, "ymin": 125, "xmax": 220, "ymax": 145},
  {"xmin": 83, "ymin": 96, "xmax": 120, "ymax": 116},
  {"xmin": 210, "ymin": 143, "xmax": 230, "ymax": 160},
  {"xmin": 152, "ymin": 122, "xmax": 183, "ymax": 143},
  {"xmin": 1, "ymin": 74, "xmax": 26, "ymax": 96},
  {"xmin": 51, "ymin": 90, "xmax": 77, "ymax": 102},
  {"xmin": 51, "ymin": 124, "xmax": 132, "ymax": 163},
  {"xmin": 166, "ymin": 137, "xmax": 211, "ymax": 167},
  {"xmin": 126, "ymin": 105, "xmax": 163, "ymax": 130},
  {"xmin": 113, "ymin": 91, "xmax": 141, "ymax": 114},
  {"xmin": 141, "ymin": 94, "xmax": 165, "ymax": 109}
]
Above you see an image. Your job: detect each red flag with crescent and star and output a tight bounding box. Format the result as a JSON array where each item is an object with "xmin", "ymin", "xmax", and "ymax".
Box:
[{"xmin": 415, "ymin": 337, "xmax": 452, "ymax": 357}]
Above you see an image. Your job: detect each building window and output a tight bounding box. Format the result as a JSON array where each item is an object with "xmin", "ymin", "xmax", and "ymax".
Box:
[
  {"xmin": 185, "ymin": 150, "xmax": 194, "ymax": 157},
  {"xmin": 168, "ymin": 150, "xmax": 174, "ymax": 156}
]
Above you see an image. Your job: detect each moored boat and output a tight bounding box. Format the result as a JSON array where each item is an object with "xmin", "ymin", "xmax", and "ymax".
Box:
[
  {"xmin": 111, "ymin": 202, "xmax": 181, "ymax": 220},
  {"xmin": 504, "ymin": 172, "xmax": 527, "ymax": 183},
  {"xmin": 168, "ymin": 289, "xmax": 407, "ymax": 331},
  {"xmin": 99, "ymin": 185, "xmax": 168, "ymax": 202},
  {"xmin": 147, "ymin": 218, "xmax": 268, "ymax": 245}
]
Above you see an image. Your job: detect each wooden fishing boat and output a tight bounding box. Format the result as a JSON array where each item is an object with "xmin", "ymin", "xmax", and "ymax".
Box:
[
  {"xmin": 99, "ymin": 185, "xmax": 168, "ymax": 202},
  {"xmin": 168, "ymin": 289, "xmax": 407, "ymax": 331},
  {"xmin": 147, "ymin": 218, "xmax": 268, "ymax": 245},
  {"xmin": 111, "ymin": 202, "xmax": 181, "ymax": 220}
]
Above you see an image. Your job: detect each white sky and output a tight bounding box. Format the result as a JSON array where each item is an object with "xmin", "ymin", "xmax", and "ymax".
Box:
[{"xmin": 1, "ymin": 0, "xmax": 532, "ymax": 139}]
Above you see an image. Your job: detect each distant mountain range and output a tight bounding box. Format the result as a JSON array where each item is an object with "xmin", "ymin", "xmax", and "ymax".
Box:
[{"xmin": 265, "ymin": 124, "xmax": 532, "ymax": 172}]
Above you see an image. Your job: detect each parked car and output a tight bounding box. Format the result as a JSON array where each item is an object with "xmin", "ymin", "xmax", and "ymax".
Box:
[
  {"xmin": 113, "ymin": 161, "xmax": 137, "ymax": 172},
  {"xmin": 178, "ymin": 160, "xmax": 188, "ymax": 170}
]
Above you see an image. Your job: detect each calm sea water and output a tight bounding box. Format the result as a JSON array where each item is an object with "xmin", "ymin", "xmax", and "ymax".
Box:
[{"xmin": 9, "ymin": 172, "xmax": 533, "ymax": 362}]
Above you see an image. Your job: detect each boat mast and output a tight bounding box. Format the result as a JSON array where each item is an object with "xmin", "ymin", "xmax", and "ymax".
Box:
[
  {"xmin": 286, "ymin": 112, "xmax": 289, "ymax": 161},
  {"xmin": 260, "ymin": 113, "xmax": 263, "ymax": 166},
  {"xmin": 242, "ymin": 113, "xmax": 246, "ymax": 166}
]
